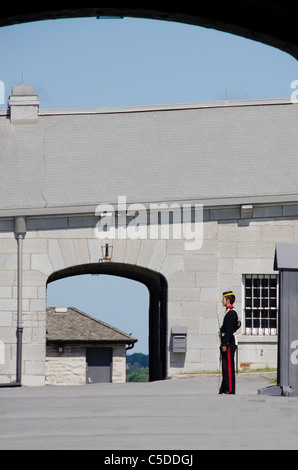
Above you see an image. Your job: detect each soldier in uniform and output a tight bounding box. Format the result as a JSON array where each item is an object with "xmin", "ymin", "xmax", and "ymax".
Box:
[{"xmin": 219, "ymin": 291, "xmax": 240, "ymax": 395}]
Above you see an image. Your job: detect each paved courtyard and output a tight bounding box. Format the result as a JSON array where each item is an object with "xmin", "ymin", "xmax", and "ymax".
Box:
[{"xmin": 0, "ymin": 373, "xmax": 297, "ymax": 450}]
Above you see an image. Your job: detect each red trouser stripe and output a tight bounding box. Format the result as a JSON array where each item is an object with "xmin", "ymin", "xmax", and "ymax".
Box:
[{"xmin": 227, "ymin": 346, "xmax": 232, "ymax": 393}]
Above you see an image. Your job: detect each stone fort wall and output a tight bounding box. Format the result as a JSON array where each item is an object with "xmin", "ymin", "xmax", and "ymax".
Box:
[{"xmin": 0, "ymin": 203, "xmax": 296, "ymax": 385}]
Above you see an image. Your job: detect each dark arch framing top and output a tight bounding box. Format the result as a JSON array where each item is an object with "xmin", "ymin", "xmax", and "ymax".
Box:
[
  {"xmin": 0, "ymin": 5, "xmax": 297, "ymax": 59},
  {"xmin": 47, "ymin": 262, "xmax": 168, "ymax": 382}
]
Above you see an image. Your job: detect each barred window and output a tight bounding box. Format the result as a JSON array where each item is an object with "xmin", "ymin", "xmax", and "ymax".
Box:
[{"xmin": 243, "ymin": 274, "xmax": 278, "ymax": 335}]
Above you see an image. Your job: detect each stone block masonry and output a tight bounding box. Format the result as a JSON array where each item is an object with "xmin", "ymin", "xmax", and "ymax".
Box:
[
  {"xmin": 0, "ymin": 204, "xmax": 293, "ymax": 385},
  {"xmin": 46, "ymin": 344, "xmax": 127, "ymax": 385}
]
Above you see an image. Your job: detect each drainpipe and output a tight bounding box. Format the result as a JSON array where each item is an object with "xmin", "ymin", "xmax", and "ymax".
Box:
[
  {"xmin": 0, "ymin": 218, "xmax": 26, "ymax": 388},
  {"xmin": 15, "ymin": 217, "xmax": 26, "ymax": 386}
]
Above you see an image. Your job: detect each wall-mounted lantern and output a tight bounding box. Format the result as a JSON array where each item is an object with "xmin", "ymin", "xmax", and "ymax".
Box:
[{"xmin": 100, "ymin": 243, "xmax": 113, "ymax": 263}]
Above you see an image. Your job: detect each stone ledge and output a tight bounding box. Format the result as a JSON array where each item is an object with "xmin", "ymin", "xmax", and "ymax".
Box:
[{"xmin": 237, "ymin": 335, "xmax": 277, "ymax": 344}]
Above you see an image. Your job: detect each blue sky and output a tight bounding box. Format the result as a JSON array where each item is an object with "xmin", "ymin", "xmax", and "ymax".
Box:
[
  {"xmin": 47, "ymin": 275, "xmax": 149, "ymax": 354},
  {"xmin": 1, "ymin": 17, "xmax": 297, "ymax": 109},
  {"xmin": 2, "ymin": 17, "xmax": 298, "ymax": 353}
]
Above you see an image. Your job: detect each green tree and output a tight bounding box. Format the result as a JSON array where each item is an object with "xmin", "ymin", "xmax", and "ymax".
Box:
[
  {"xmin": 127, "ymin": 353, "xmax": 149, "ymax": 369},
  {"xmin": 126, "ymin": 353, "xmax": 149, "ymax": 382},
  {"xmin": 127, "ymin": 368, "xmax": 149, "ymax": 382}
]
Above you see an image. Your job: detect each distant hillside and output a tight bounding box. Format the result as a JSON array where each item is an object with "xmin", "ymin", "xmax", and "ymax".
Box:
[
  {"xmin": 127, "ymin": 353, "xmax": 149, "ymax": 368},
  {"xmin": 126, "ymin": 353, "xmax": 149, "ymax": 382}
]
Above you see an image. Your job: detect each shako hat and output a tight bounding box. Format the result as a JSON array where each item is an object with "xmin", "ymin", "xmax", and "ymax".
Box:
[{"xmin": 223, "ymin": 291, "xmax": 234, "ymax": 297}]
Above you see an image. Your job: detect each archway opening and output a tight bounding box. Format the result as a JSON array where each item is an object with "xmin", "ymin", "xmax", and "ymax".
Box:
[
  {"xmin": 47, "ymin": 263, "xmax": 168, "ymax": 383},
  {"xmin": 47, "ymin": 274, "xmax": 150, "ymax": 383}
]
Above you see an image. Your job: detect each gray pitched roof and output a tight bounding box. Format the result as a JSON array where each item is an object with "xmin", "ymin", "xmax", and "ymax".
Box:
[
  {"xmin": 46, "ymin": 306, "xmax": 137, "ymax": 344},
  {"xmin": 1, "ymin": 98, "xmax": 298, "ymax": 216}
]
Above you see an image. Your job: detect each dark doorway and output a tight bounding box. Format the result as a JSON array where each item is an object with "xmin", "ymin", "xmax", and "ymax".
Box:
[
  {"xmin": 86, "ymin": 347, "xmax": 113, "ymax": 384},
  {"xmin": 47, "ymin": 262, "xmax": 168, "ymax": 382}
]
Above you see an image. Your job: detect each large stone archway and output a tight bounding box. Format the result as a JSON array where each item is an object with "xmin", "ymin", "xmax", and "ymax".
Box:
[
  {"xmin": 0, "ymin": 214, "xmax": 195, "ymax": 386},
  {"xmin": 0, "ymin": 5, "xmax": 296, "ymax": 59},
  {"xmin": 47, "ymin": 262, "xmax": 168, "ymax": 382}
]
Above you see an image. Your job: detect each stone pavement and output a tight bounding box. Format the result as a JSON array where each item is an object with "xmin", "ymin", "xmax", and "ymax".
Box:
[{"xmin": 0, "ymin": 373, "xmax": 297, "ymax": 450}]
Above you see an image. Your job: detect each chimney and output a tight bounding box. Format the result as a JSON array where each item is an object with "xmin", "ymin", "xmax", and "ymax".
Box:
[{"xmin": 8, "ymin": 85, "xmax": 40, "ymax": 123}]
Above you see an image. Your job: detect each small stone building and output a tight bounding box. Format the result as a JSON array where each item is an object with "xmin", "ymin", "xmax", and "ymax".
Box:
[{"xmin": 46, "ymin": 307, "xmax": 137, "ymax": 386}]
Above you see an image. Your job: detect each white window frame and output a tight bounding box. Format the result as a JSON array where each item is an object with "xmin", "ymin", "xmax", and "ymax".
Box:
[{"xmin": 242, "ymin": 274, "xmax": 279, "ymax": 336}]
